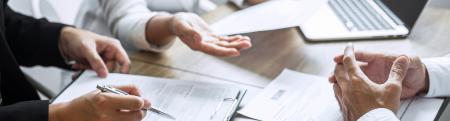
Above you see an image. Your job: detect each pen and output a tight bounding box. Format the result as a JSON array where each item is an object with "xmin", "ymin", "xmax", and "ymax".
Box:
[{"xmin": 96, "ymin": 85, "xmax": 176, "ymax": 120}]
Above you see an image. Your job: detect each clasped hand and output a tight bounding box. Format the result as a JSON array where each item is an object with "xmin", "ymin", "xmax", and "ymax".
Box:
[{"xmin": 330, "ymin": 45, "xmax": 411, "ymax": 121}]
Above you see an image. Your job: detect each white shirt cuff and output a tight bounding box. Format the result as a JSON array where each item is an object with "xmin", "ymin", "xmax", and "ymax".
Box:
[
  {"xmin": 116, "ymin": 12, "xmax": 175, "ymax": 53},
  {"xmin": 422, "ymin": 56, "xmax": 450, "ymax": 97},
  {"xmin": 116, "ymin": 13, "xmax": 153, "ymax": 50},
  {"xmin": 357, "ymin": 108, "xmax": 399, "ymax": 121}
]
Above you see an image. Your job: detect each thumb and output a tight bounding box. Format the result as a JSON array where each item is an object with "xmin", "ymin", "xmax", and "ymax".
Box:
[
  {"xmin": 386, "ymin": 56, "xmax": 410, "ymax": 84},
  {"xmin": 86, "ymin": 50, "xmax": 108, "ymax": 78}
]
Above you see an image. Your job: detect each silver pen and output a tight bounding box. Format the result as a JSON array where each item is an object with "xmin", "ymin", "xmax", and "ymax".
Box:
[{"xmin": 96, "ymin": 85, "xmax": 176, "ymax": 120}]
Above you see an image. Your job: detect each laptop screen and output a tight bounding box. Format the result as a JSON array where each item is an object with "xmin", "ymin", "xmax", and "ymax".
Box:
[{"xmin": 379, "ymin": 0, "xmax": 429, "ymax": 29}]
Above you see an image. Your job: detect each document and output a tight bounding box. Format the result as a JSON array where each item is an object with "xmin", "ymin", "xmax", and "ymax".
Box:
[
  {"xmin": 211, "ymin": 0, "xmax": 327, "ymax": 35},
  {"xmin": 239, "ymin": 69, "xmax": 444, "ymax": 121},
  {"xmin": 52, "ymin": 71, "xmax": 245, "ymax": 121}
]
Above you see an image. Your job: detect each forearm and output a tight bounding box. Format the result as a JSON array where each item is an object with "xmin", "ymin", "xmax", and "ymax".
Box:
[
  {"xmin": 422, "ymin": 64, "xmax": 430, "ymax": 93},
  {"xmin": 145, "ymin": 14, "xmax": 177, "ymax": 47},
  {"xmin": 4, "ymin": 5, "xmax": 70, "ymax": 68},
  {"xmin": 100, "ymin": 0, "xmax": 175, "ymax": 52}
]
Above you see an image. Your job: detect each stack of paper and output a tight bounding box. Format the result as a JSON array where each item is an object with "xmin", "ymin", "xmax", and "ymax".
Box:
[
  {"xmin": 211, "ymin": 0, "xmax": 327, "ymax": 35},
  {"xmin": 239, "ymin": 69, "xmax": 444, "ymax": 121}
]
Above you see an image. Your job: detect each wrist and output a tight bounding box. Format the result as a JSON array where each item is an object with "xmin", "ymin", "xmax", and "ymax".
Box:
[
  {"xmin": 169, "ymin": 13, "xmax": 193, "ymax": 36},
  {"xmin": 59, "ymin": 27, "xmax": 77, "ymax": 61},
  {"xmin": 145, "ymin": 14, "xmax": 177, "ymax": 46},
  {"xmin": 355, "ymin": 104, "xmax": 386, "ymax": 120},
  {"xmin": 168, "ymin": 14, "xmax": 179, "ymax": 36},
  {"xmin": 145, "ymin": 13, "xmax": 175, "ymax": 35},
  {"xmin": 50, "ymin": 100, "xmax": 88, "ymax": 121},
  {"xmin": 420, "ymin": 63, "xmax": 430, "ymax": 93},
  {"xmin": 49, "ymin": 103, "xmax": 69, "ymax": 121}
]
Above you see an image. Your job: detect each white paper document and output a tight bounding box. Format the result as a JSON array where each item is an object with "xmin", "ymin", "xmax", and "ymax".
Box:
[
  {"xmin": 239, "ymin": 69, "xmax": 444, "ymax": 121},
  {"xmin": 211, "ymin": 0, "xmax": 327, "ymax": 35},
  {"xmin": 53, "ymin": 71, "xmax": 245, "ymax": 121}
]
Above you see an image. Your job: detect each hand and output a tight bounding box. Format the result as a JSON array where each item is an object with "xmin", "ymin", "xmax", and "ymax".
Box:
[
  {"xmin": 330, "ymin": 51, "xmax": 429, "ymax": 99},
  {"xmin": 50, "ymin": 85, "xmax": 151, "ymax": 121},
  {"xmin": 59, "ymin": 27, "xmax": 131, "ymax": 77},
  {"xmin": 170, "ymin": 13, "xmax": 252, "ymax": 57},
  {"xmin": 330, "ymin": 45, "xmax": 410, "ymax": 121}
]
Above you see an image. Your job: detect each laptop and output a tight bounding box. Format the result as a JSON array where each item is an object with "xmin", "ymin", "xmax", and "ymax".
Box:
[{"xmin": 300, "ymin": 0, "xmax": 429, "ymax": 41}]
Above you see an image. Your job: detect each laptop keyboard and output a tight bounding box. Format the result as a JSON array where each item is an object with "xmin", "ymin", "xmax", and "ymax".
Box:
[{"xmin": 328, "ymin": 0, "xmax": 394, "ymax": 31}]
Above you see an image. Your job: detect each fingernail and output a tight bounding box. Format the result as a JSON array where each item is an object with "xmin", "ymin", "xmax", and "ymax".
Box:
[
  {"xmin": 98, "ymin": 68, "xmax": 108, "ymax": 78},
  {"xmin": 344, "ymin": 43, "xmax": 354, "ymax": 57}
]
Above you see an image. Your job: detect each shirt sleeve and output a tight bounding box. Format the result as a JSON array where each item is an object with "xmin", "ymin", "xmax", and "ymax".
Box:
[
  {"xmin": 98, "ymin": 0, "xmax": 174, "ymax": 52},
  {"xmin": 229, "ymin": 0, "xmax": 246, "ymax": 7},
  {"xmin": 4, "ymin": 4, "xmax": 71, "ymax": 69},
  {"xmin": 0, "ymin": 100, "xmax": 49, "ymax": 121},
  {"xmin": 357, "ymin": 108, "xmax": 399, "ymax": 121},
  {"xmin": 422, "ymin": 55, "xmax": 450, "ymax": 97}
]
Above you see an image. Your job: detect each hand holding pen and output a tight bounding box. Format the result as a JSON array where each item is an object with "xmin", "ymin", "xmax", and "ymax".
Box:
[
  {"xmin": 50, "ymin": 85, "xmax": 153, "ymax": 121},
  {"xmin": 97, "ymin": 85, "xmax": 176, "ymax": 120}
]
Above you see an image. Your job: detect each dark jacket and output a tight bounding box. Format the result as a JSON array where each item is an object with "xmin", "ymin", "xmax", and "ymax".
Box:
[{"xmin": 0, "ymin": 0, "xmax": 71, "ymax": 120}]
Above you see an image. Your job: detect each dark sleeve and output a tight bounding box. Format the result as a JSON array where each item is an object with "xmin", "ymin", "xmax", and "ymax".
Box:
[
  {"xmin": 0, "ymin": 100, "xmax": 48, "ymax": 121},
  {"xmin": 3, "ymin": 5, "xmax": 70, "ymax": 69}
]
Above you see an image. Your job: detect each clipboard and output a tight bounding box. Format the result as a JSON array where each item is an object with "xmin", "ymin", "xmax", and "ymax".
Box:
[
  {"xmin": 51, "ymin": 70, "xmax": 248, "ymax": 121},
  {"xmin": 209, "ymin": 89, "xmax": 246, "ymax": 121},
  {"xmin": 434, "ymin": 98, "xmax": 450, "ymax": 121}
]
